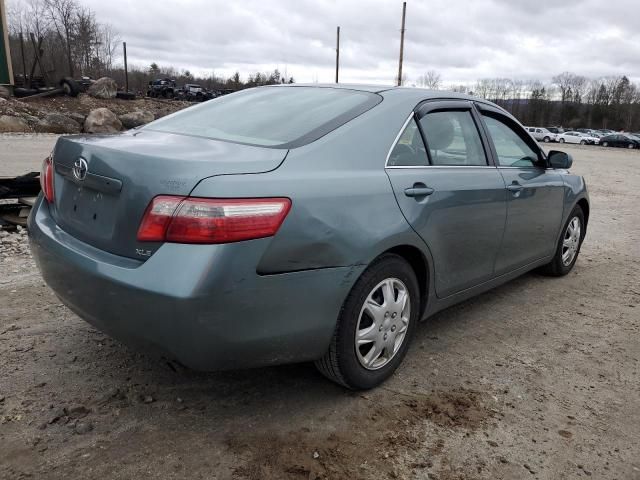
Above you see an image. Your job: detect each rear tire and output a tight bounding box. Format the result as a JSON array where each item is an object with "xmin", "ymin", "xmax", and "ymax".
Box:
[
  {"xmin": 602, "ymin": 141, "xmax": 609, "ymax": 147},
  {"xmin": 315, "ymin": 254, "xmax": 420, "ymax": 390},
  {"xmin": 540, "ymin": 205, "xmax": 585, "ymax": 277},
  {"xmin": 543, "ymin": 136, "xmax": 550, "ymax": 143}
]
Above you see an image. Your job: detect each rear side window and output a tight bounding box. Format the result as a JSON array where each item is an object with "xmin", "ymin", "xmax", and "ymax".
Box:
[
  {"xmin": 144, "ymin": 87, "xmax": 381, "ymax": 148},
  {"xmin": 388, "ymin": 119, "xmax": 429, "ymax": 167},
  {"xmin": 419, "ymin": 110, "xmax": 487, "ymax": 166},
  {"xmin": 481, "ymin": 114, "xmax": 541, "ymax": 167}
]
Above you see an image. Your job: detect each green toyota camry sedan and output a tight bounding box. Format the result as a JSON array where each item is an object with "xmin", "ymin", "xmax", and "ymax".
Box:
[{"xmin": 29, "ymin": 85, "xmax": 589, "ymax": 389}]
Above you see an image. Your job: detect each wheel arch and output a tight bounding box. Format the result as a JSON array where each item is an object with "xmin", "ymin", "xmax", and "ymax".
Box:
[
  {"xmin": 576, "ymin": 197, "xmax": 590, "ymax": 228},
  {"xmin": 382, "ymin": 244, "xmax": 430, "ymax": 319}
]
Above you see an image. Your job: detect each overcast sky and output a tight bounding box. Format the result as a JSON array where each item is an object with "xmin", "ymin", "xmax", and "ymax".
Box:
[{"xmin": 35, "ymin": 0, "xmax": 640, "ymax": 85}]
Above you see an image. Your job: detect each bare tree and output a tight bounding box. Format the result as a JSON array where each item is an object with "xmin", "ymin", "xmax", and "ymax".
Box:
[
  {"xmin": 97, "ymin": 24, "xmax": 120, "ymax": 73},
  {"xmin": 474, "ymin": 79, "xmax": 492, "ymax": 100},
  {"xmin": 417, "ymin": 70, "xmax": 441, "ymax": 90},
  {"xmin": 45, "ymin": 0, "xmax": 78, "ymax": 76}
]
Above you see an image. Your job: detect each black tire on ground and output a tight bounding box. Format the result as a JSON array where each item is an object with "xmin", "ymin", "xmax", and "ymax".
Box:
[
  {"xmin": 59, "ymin": 77, "xmax": 80, "ymax": 97},
  {"xmin": 559, "ymin": 138, "xmax": 565, "ymax": 143},
  {"xmin": 315, "ymin": 253, "xmax": 420, "ymax": 390},
  {"xmin": 539, "ymin": 205, "xmax": 585, "ymax": 277},
  {"xmin": 543, "ymin": 136, "xmax": 550, "ymax": 142},
  {"xmin": 627, "ymin": 143, "xmax": 634, "ymax": 149},
  {"xmin": 580, "ymin": 140, "xmax": 586, "ymax": 145},
  {"xmin": 116, "ymin": 91, "xmax": 136, "ymax": 100},
  {"xmin": 602, "ymin": 141, "xmax": 609, "ymax": 147},
  {"xmin": 13, "ymin": 87, "xmax": 39, "ymax": 98}
]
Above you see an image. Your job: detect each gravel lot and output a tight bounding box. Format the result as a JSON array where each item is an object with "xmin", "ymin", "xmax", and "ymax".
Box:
[{"xmin": 0, "ymin": 140, "xmax": 639, "ymax": 480}]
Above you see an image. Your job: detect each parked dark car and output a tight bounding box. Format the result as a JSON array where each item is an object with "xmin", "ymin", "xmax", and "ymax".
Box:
[
  {"xmin": 147, "ymin": 78, "xmax": 176, "ymax": 98},
  {"xmin": 29, "ymin": 85, "xmax": 589, "ymax": 389},
  {"xmin": 546, "ymin": 127, "xmax": 563, "ymax": 134},
  {"xmin": 600, "ymin": 134, "xmax": 640, "ymax": 149}
]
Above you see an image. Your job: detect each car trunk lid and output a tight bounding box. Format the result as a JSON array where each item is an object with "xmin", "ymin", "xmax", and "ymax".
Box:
[{"xmin": 50, "ymin": 130, "xmax": 287, "ymax": 259}]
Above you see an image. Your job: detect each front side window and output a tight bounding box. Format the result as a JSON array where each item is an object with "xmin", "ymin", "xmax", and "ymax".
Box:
[
  {"xmin": 419, "ymin": 110, "xmax": 487, "ymax": 166},
  {"xmin": 482, "ymin": 114, "xmax": 541, "ymax": 167}
]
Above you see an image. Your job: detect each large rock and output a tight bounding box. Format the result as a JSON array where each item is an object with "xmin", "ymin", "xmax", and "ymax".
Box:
[
  {"xmin": 118, "ymin": 110, "xmax": 154, "ymax": 129},
  {"xmin": 0, "ymin": 115, "xmax": 30, "ymax": 132},
  {"xmin": 35, "ymin": 113, "xmax": 81, "ymax": 134},
  {"xmin": 68, "ymin": 112, "xmax": 86, "ymax": 125},
  {"xmin": 87, "ymin": 77, "xmax": 118, "ymax": 99},
  {"xmin": 84, "ymin": 108, "xmax": 122, "ymax": 133}
]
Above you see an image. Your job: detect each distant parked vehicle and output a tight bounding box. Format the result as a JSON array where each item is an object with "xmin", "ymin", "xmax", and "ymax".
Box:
[
  {"xmin": 600, "ymin": 134, "xmax": 640, "ymax": 149},
  {"xmin": 546, "ymin": 127, "xmax": 564, "ymax": 134},
  {"xmin": 147, "ymin": 78, "xmax": 177, "ymax": 99},
  {"xmin": 176, "ymin": 83, "xmax": 213, "ymax": 102},
  {"xmin": 525, "ymin": 126, "xmax": 556, "ymax": 142},
  {"xmin": 578, "ymin": 132, "xmax": 600, "ymax": 145},
  {"xmin": 596, "ymin": 129, "xmax": 615, "ymax": 135},
  {"xmin": 557, "ymin": 131, "xmax": 594, "ymax": 145}
]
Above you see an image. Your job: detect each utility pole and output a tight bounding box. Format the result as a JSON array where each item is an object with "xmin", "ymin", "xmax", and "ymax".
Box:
[
  {"xmin": 335, "ymin": 26, "xmax": 340, "ymax": 84},
  {"xmin": 123, "ymin": 42, "xmax": 129, "ymax": 92},
  {"xmin": 397, "ymin": 1, "xmax": 406, "ymax": 86}
]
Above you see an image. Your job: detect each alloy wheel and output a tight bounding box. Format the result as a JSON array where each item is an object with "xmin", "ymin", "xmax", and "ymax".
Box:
[
  {"xmin": 562, "ymin": 216, "xmax": 581, "ymax": 266},
  {"xmin": 355, "ymin": 278, "xmax": 410, "ymax": 370}
]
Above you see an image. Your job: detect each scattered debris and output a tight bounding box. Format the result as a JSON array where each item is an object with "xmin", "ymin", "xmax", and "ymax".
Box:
[{"xmin": 74, "ymin": 422, "xmax": 94, "ymax": 435}]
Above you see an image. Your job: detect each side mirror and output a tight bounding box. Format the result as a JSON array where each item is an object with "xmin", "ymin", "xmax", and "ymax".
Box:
[{"xmin": 548, "ymin": 150, "xmax": 573, "ymax": 169}]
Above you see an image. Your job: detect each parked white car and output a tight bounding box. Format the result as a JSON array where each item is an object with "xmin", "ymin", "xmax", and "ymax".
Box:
[
  {"xmin": 525, "ymin": 126, "xmax": 557, "ymax": 143},
  {"xmin": 557, "ymin": 131, "xmax": 599, "ymax": 145}
]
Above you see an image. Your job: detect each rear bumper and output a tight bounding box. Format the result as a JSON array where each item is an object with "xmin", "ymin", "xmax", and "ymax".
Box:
[{"xmin": 28, "ymin": 197, "xmax": 363, "ymax": 370}]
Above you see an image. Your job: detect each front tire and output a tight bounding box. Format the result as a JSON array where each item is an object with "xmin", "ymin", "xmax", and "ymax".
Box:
[
  {"xmin": 628, "ymin": 143, "xmax": 634, "ymax": 149},
  {"xmin": 540, "ymin": 205, "xmax": 585, "ymax": 276},
  {"xmin": 543, "ymin": 136, "xmax": 550, "ymax": 143},
  {"xmin": 315, "ymin": 254, "xmax": 420, "ymax": 390},
  {"xmin": 559, "ymin": 138, "xmax": 565, "ymax": 143},
  {"xmin": 602, "ymin": 141, "xmax": 609, "ymax": 147},
  {"xmin": 580, "ymin": 140, "xmax": 586, "ymax": 145}
]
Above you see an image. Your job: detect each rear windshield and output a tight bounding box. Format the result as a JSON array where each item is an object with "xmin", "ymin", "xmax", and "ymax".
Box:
[{"xmin": 144, "ymin": 86, "xmax": 381, "ymax": 148}]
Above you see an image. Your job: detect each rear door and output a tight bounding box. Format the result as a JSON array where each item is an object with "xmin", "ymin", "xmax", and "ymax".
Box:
[
  {"xmin": 385, "ymin": 100, "xmax": 506, "ymax": 298},
  {"xmin": 476, "ymin": 104, "xmax": 564, "ymax": 274}
]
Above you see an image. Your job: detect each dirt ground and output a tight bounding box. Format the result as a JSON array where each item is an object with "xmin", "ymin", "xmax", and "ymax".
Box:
[{"xmin": 0, "ymin": 141, "xmax": 639, "ymax": 480}]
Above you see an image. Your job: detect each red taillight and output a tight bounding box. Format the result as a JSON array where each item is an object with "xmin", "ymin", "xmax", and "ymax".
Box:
[
  {"xmin": 40, "ymin": 156, "xmax": 55, "ymax": 203},
  {"xmin": 137, "ymin": 196, "xmax": 291, "ymax": 244}
]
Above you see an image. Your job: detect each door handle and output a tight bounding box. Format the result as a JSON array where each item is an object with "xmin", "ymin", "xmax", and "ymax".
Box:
[
  {"xmin": 506, "ymin": 182, "xmax": 523, "ymax": 193},
  {"xmin": 404, "ymin": 185, "xmax": 435, "ymax": 197}
]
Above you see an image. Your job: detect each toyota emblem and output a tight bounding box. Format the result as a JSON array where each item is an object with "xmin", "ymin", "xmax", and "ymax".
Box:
[{"xmin": 73, "ymin": 157, "xmax": 88, "ymax": 181}]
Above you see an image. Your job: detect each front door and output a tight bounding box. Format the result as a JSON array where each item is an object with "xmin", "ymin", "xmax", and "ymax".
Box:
[
  {"xmin": 476, "ymin": 105, "xmax": 564, "ymax": 274},
  {"xmin": 385, "ymin": 100, "xmax": 507, "ymax": 298}
]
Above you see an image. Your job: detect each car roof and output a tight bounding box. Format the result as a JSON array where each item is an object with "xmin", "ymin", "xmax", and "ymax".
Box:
[
  {"xmin": 267, "ymin": 83, "xmax": 472, "ymax": 97},
  {"xmin": 262, "ymin": 84, "xmax": 519, "ymax": 123},
  {"xmin": 271, "ymin": 83, "xmax": 481, "ymax": 101}
]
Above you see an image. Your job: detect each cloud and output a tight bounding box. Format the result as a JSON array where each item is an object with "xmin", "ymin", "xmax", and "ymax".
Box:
[{"xmin": 57, "ymin": 0, "xmax": 640, "ymax": 85}]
